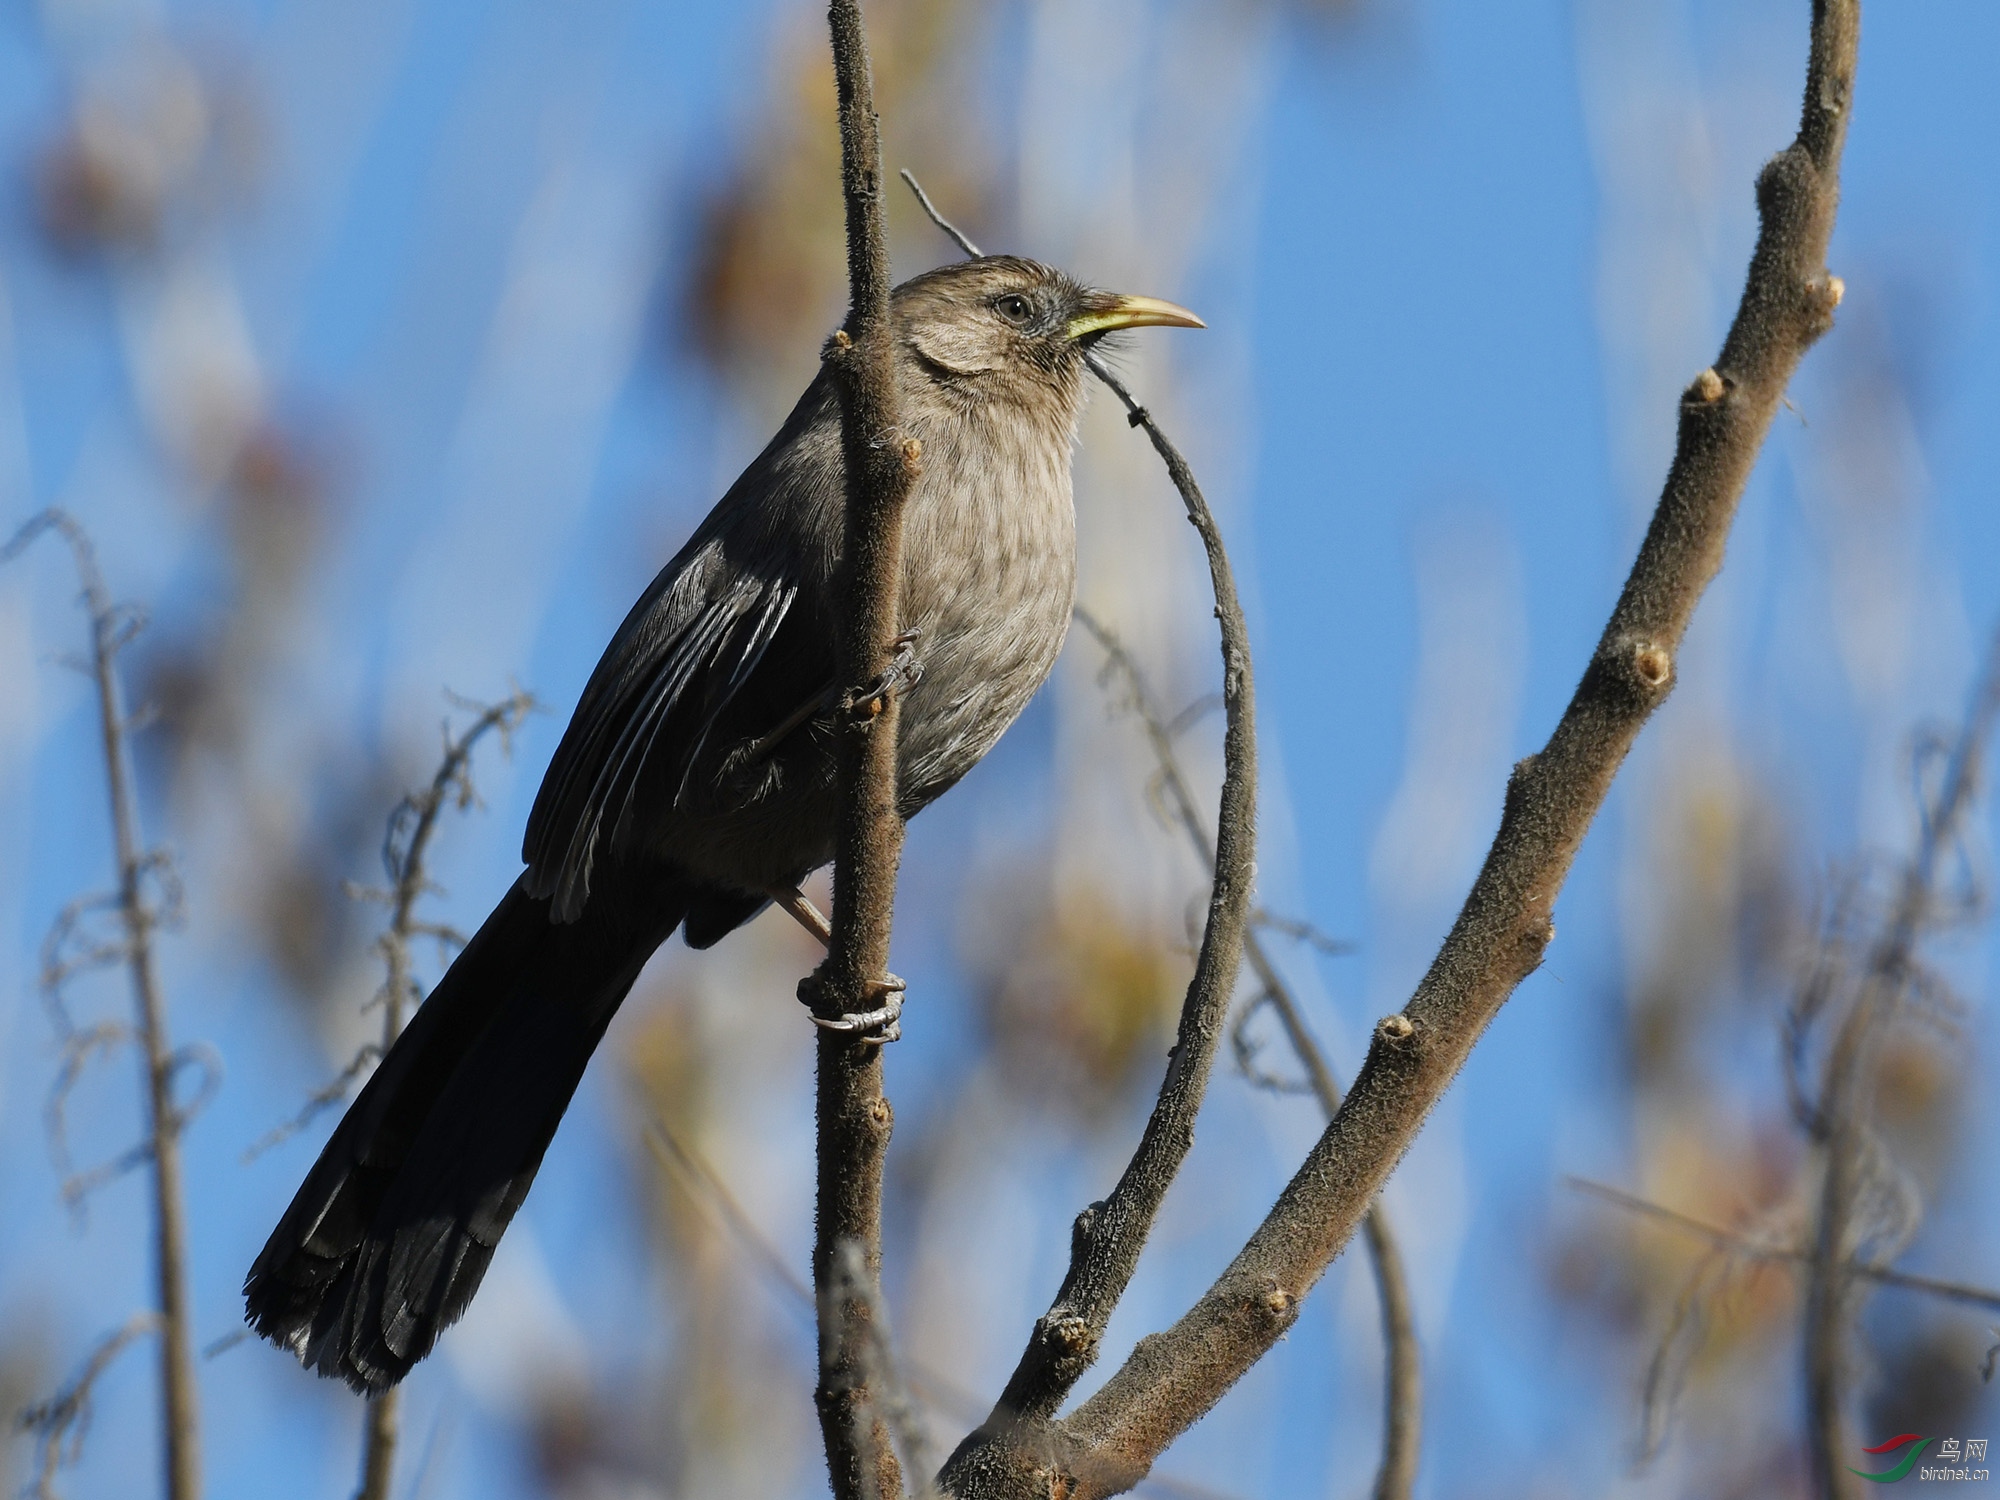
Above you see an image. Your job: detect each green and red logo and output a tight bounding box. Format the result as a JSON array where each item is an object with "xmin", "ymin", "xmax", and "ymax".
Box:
[{"xmin": 1849, "ymin": 1434, "xmax": 1931, "ymax": 1483}]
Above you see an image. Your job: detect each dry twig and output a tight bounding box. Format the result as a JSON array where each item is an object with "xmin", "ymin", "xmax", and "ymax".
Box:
[
  {"xmin": 239, "ymin": 693, "xmax": 530, "ymax": 1496},
  {"xmin": 900, "ymin": 165, "xmax": 1275, "ymax": 1487},
  {"xmin": 941, "ymin": 1, "xmax": 1858, "ymax": 1491},
  {"xmin": 1571, "ymin": 1177, "xmax": 2000, "ymax": 1316},
  {"xmin": 826, "ymin": 1241, "xmax": 941, "ymax": 1500},
  {"xmin": 355, "ymin": 693, "xmax": 531, "ymax": 1500},
  {"xmin": 1073, "ymin": 609, "xmax": 1419, "ymax": 1500},
  {"xmin": 18, "ymin": 1314, "xmax": 163, "ymax": 1500},
  {"xmin": 1801, "ymin": 627, "xmax": 2000, "ymax": 1498},
  {"xmin": 5, "ymin": 510, "xmax": 202, "ymax": 1500}
]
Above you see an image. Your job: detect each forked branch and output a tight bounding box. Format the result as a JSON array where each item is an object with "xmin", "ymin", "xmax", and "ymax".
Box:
[
  {"xmin": 1073, "ymin": 610, "xmax": 1418, "ymax": 1499},
  {"xmin": 5, "ymin": 510, "xmax": 202, "ymax": 1500},
  {"xmin": 942, "ymin": 0, "xmax": 1859, "ymax": 1492}
]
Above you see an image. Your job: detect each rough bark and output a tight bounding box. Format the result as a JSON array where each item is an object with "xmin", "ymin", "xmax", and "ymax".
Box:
[{"xmin": 814, "ymin": 3, "xmax": 921, "ymax": 1496}]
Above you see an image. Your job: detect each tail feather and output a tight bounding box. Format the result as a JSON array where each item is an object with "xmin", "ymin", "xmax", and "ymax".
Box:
[{"xmin": 245, "ymin": 875, "xmax": 685, "ymax": 1392}]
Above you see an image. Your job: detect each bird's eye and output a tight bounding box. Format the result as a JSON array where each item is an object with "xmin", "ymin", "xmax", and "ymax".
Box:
[{"xmin": 994, "ymin": 293, "xmax": 1034, "ymax": 326}]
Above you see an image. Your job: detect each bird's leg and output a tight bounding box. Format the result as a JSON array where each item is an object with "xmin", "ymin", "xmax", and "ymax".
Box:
[
  {"xmin": 797, "ymin": 970, "xmax": 907, "ymax": 1045},
  {"xmin": 741, "ymin": 685, "xmax": 841, "ymax": 768},
  {"xmin": 776, "ymin": 887, "xmax": 905, "ymax": 1041},
  {"xmin": 844, "ymin": 628, "xmax": 924, "ymax": 723},
  {"xmin": 767, "ymin": 885, "xmax": 832, "ymax": 948},
  {"xmin": 799, "ymin": 628, "xmax": 921, "ymax": 1041}
]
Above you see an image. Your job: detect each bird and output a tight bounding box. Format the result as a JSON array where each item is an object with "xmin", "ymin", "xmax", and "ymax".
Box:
[{"xmin": 241, "ymin": 254, "xmax": 1202, "ymax": 1394}]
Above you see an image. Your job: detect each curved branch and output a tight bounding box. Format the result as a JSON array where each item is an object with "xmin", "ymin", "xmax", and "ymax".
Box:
[
  {"xmin": 946, "ymin": 1, "xmax": 1859, "ymax": 1493},
  {"xmin": 941, "ymin": 352, "xmax": 1258, "ymax": 1485},
  {"xmin": 1071, "ymin": 610, "xmax": 1418, "ymax": 1498}
]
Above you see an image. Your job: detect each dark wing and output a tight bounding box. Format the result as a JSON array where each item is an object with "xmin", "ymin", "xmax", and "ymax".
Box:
[
  {"xmin": 523, "ymin": 371, "xmax": 847, "ymax": 922},
  {"xmin": 522, "ymin": 554, "xmax": 802, "ymax": 921}
]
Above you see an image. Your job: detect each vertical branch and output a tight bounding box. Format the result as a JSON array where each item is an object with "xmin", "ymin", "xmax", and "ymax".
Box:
[
  {"xmin": 1804, "ymin": 633, "xmax": 2000, "ymax": 1499},
  {"xmin": 357, "ymin": 1395, "xmax": 398, "ymax": 1500},
  {"xmin": 815, "ymin": 3, "xmax": 921, "ymax": 1496},
  {"xmin": 99, "ymin": 576, "xmax": 200, "ymax": 1500},
  {"xmin": 4, "ymin": 511, "xmax": 201, "ymax": 1500}
]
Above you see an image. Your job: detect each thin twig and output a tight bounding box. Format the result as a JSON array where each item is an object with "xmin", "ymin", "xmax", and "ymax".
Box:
[
  {"xmin": 243, "ymin": 1044, "xmax": 382, "ymax": 1162},
  {"xmin": 354, "ymin": 692, "xmax": 531, "ymax": 1500},
  {"xmin": 900, "ymin": 170, "xmax": 981, "ymax": 258},
  {"xmin": 6, "ymin": 511, "xmax": 201, "ymax": 1500},
  {"xmin": 239, "ymin": 693, "xmax": 531, "ymax": 1497},
  {"xmin": 1569, "ymin": 1177, "xmax": 2000, "ymax": 1315},
  {"xmin": 910, "ymin": 197, "xmax": 1368, "ymax": 1480},
  {"xmin": 19, "ymin": 1313, "xmax": 164, "ymax": 1500},
  {"xmin": 1804, "ymin": 626, "xmax": 2000, "ymax": 1499},
  {"xmin": 639, "ymin": 1114, "xmax": 1247, "ymax": 1500},
  {"xmin": 1073, "ymin": 610, "xmax": 1418, "ymax": 1499},
  {"xmin": 938, "ymin": 5, "xmax": 1860, "ymax": 1494},
  {"xmin": 816, "ymin": 5, "xmax": 922, "ymax": 1498},
  {"xmin": 1248, "ymin": 910, "xmax": 1353, "ymax": 957}
]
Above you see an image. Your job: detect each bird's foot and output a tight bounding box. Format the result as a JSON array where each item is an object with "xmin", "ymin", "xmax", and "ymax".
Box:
[
  {"xmin": 844, "ymin": 630, "xmax": 924, "ymax": 724},
  {"xmin": 797, "ymin": 971, "xmax": 907, "ymax": 1044}
]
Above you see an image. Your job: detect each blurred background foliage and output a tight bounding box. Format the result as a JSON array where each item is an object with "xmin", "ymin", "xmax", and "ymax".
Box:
[{"xmin": 1, "ymin": 0, "xmax": 1998, "ymax": 1497}]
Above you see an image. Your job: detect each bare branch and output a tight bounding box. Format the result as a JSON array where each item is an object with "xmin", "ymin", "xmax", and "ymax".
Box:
[
  {"xmin": 941, "ymin": 342, "xmax": 1260, "ymax": 1486},
  {"xmin": 815, "ymin": 5, "xmax": 922, "ymax": 1497},
  {"xmin": 240, "ymin": 689, "xmax": 531, "ymax": 1499},
  {"xmin": 19, "ymin": 1313, "xmax": 163, "ymax": 1500},
  {"xmin": 7, "ymin": 509, "xmax": 201, "ymax": 1500},
  {"xmin": 827, "ymin": 1241, "xmax": 940, "ymax": 1499},
  {"xmin": 1805, "ymin": 624, "xmax": 2000, "ymax": 1499},
  {"xmin": 1636, "ymin": 1249, "xmax": 1735, "ymax": 1461},
  {"xmin": 362, "ymin": 690, "xmax": 532, "ymax": 1500},
  {"xmin": 932, "ymin": 5, "xmax": 1862, "ymax": 1493},
  {"xmin": 356, "ymin": 1392, "xmax": 398, "ymax": 1500},
  {"xmin": 1070, "ymin": 611, "xmax": 1417, "ymax": 1500},
  {"xmin": 1570, "ymin": 1177, "xmax": 2000, "ymax": 1316},
  {"xmin": 243, "ymin": 1044, "xmax": 382, "ymax": 1162},
  {"xmin": 1248, "ymin": 910, "xmax": 1353, "ymax": 957}
]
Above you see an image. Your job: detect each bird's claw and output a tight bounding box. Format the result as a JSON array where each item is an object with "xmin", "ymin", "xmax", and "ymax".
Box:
[
  {"xmin": 798, "ymin": 971, "xmax": 907, "ymax": 1044},
  {"xmin": 845, "ymin": 630, "xmax": 924, "ymax": 723}
]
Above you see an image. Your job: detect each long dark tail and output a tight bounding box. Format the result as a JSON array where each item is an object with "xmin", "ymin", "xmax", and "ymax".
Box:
[{"xmin": 244, "ymin": 874, "xmax": 689, "ymax": 1393}]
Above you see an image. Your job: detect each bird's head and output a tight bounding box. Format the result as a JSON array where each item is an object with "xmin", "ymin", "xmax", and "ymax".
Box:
[{"xmin": 889, "ymin": 255, "xmax": 1201, "ymax": 415}]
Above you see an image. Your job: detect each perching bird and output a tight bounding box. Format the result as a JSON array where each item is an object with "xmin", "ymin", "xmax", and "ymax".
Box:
[{"xmin": 241, "ymin": 255, "xmax": 1202, "ymax": 1394}]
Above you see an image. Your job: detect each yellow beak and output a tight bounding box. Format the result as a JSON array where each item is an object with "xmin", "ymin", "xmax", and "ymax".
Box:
[{"xmin": 1066, "ymin": 294, "xmax": 1206, "ymax": 341}]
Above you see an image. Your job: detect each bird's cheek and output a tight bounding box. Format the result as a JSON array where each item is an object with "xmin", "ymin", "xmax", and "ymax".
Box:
[{"xmin": 906, "ymin": 326, "xmax": 1003, "ymax": 376}]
